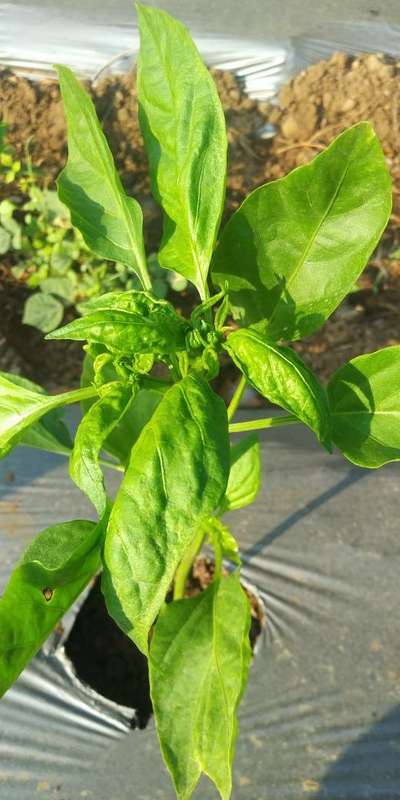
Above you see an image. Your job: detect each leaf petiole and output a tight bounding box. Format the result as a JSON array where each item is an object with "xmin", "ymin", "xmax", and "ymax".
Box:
[
  {"xmin": 227, "ymin": 375, "xmax": 247, "ymax": 422},
  {"xmin": 173, "ymin": 526, "xmax": 205, "ymax": 601},
  {"xmin": 229, "ymin": 414, "xmax": 300, "ymax": 434}
]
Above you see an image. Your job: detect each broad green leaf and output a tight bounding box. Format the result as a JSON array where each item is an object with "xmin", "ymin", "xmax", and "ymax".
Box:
[
  {"xmin": 40, "ymin": 277, "xmax": 75, "ymax": 302},
  {"xmin": 47, "ymin": 291, "xmax": 189, "ymax": 356},
  {"xmin": 206, "ymin": 517, "xmax": 241, "ymax": 565},
  {"xmin": 221, "ymin": 433, "xmax": 261, "ymax": 512},
  {"xmin": 80, "ymin": 352, "xmax": 166, "ymax": 465},
  {"xmin": 212, "ymin": 123, "xmax": 391, "ymax": 340},
  {"xmin": 102, "ymin": 375, "xmax": 230, "ymax": 654},
  {"xmin": 327, "ymin": 346, "xmax": 400, "ymax": 467},
  {"xmin": 0, "ymin": 226, "xmax": 11, "ymax": 254},
  {"xmin": 0, "ymin": 373, "xmax": 72, "ymax": 456},
  {"xmin": 70, "ymin": 382, "xmax": 134, "ymax": 514},
  {"xmin": 150, "ymin": 573, "xmax": 251, "ymax": 800},
  {"xmin": 137, "ymin": 4, "xmax": 227, "ymax": 299},
  {"xmin": 23, "ymin": 292, "xmax": 64, "ymax": 333},
  {"xmin": 0, "ymin": 514, "xmax": 107, "ymax": 696},
  {"xmin": 225, "ymin": 328, "xmax": 331, "ymax": 450},
  {"xmin": 0, "ymin": 372, "xmax": 97, "ymax": 459},
  {"xmin": 55, "ymin": 66, "xmax": 149, "ymax": 288}
]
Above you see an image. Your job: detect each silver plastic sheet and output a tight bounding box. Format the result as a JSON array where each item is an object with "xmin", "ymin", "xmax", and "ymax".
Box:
[{"xmin": 1, "ymin": 412, "xmax": 399, "ymax": 799}]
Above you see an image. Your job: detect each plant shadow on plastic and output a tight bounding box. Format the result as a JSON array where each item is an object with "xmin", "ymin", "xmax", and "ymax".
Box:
[{"xmin": 0, "ymin": 3, "xmax": 398, "ymax": 799}]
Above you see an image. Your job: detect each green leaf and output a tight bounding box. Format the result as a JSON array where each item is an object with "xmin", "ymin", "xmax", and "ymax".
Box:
[
  {"xmin": 0, "ymin": 226, "xmax": 11, "ymax": 254},
  {"xmin": 137, "ymin": 4, "xmax": 227, "ymax": 299},
  {"xmin": 80, "ymin": 352, "xmax": 166, "ymax": 465},
  {"xmin": 150, "ymin": 573, "xmax": 251, "ymax": 800},
  {"xmin": 222, "ymin": 433, "xmax": 261, "ymax": 512},
  {"xmin": 55, "ymin": 65, "xmax": 150, "ymax": 289},
  {"xmin": 212, "ymin": 123, "xmax": 391, "ymax": 340},
  {"xmin": 70, "ymin": 382, "xmax": 134, "ymax": 514},
  {"xmin": 0, "ymin": 514, "xmax": 107, "ymax": 697},
  {"xmin": 327, "ymin": 346, "xmax": 400, "ymax": 467},
  {"xmin": 0, "ymin": 372, "xmax": 96, "ymax": 459},
  {"xmin": 40, "ymin": 277, "xmax": 75, "ymax": 303},
  {"xmin": 102, "ymin": 375, "xmax": 230, "ymax": 654},
  {"xmin": 206, "ymin": 517, "xmax": 241, "ymax": 565},
  {"xmin": 23, "ymin": 292, "xmax": 64, "ymax": 333},
  {"xmin": 46, "ymin": 292, "xmax": 189, "ymax": 355},
  {"xmin": 0, "ymin": 373, "xmax": 72, "ymax": 456},
  {"xmin": 225, "ymin": 328, "xmax": 331, "ymax": 450}
]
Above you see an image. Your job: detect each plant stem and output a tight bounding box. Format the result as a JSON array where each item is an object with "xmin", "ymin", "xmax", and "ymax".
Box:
[
  {"xmin": 227, "ymin": 375, "xmax": 247, "ymax": 422},
  {"xmin": 173, "ymin": 527, "xmax": 205, "ymax": 601},
  {"xmin": 229, "ymin": 414, "xmax": 299, "ymax": 433},
  {"xmin": 54, "ymin": 448, "xmax": 125, "ymax": 473},
  {"xmin": 99, "ymin": 457, "xmax": 125, "ymax": 473},
  {"xmin": 213, "ymin": 537, "xmax": 223, "ymax": 581}
]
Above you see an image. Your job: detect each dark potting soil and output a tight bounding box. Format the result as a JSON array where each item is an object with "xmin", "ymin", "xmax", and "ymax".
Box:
[{"xmin": 64, "ymin": 557, "xmax": 264, "ymax": 729}]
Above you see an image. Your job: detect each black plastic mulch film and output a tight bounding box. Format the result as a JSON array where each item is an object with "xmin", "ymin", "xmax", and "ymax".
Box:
[{"xmin": 1, "ymin": 4, "xmax": 400, "ymax": 798}]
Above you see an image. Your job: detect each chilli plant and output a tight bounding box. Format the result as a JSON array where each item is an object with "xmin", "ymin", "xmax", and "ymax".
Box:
[{"xmin": 0, "ymin": 6, "xmax": 398, "ymax": 800}]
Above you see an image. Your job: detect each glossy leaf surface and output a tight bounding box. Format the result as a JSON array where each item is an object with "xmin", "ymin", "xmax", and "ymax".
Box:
[
  {"xmin": 328, "ymin": 346, "xmax": 400, "ymax": 467},
  {"xmin": 0, "ymin": 515, "xmax": 107, "ymax": 696},
  {"xmin": 150, "ymin": 573, "xmax": 251, "ymax": 800},
  {"xmin": 222, "ymin": 433, "xmax": 261, "ymax": 512},
  {"xmin": 102, "ymin": 375, "xmax": 230, "ymax": 654},
  {"xmin": 56, "ymin": 66, "xmax": 149, "ymax": 287},
  {"xmin": 137, "ymin": 4, "xmax": 227, "ymax": 298},
  {"xmin": 47, "ymin": 291, "xmax": 189, "ymax": 356},
  {"xmin": 0, "ymin": 373, "xmax": 72, "ymax": 456},
  {"xmin": 212, "ymin": 123, "xmax": 391, "ymax": 339},
  {"xmin": 225, "ymin": 329, "xmax": 331, "ymax": 449},
  {"xmin": 70, "ymin": 383, "xmax": 134, "ymax": 514},
  {"xmin": 80, "ymin": 352, "xmax": 166, "ymax": 465},
  {"xmin": 0, "ymin": 372, "xmax": 95, "ymax": 459}
]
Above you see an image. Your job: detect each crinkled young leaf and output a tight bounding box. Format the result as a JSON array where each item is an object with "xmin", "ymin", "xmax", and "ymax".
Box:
[
  {"xmin": 47, "ymin": 292, "xmax": 189, "ymax": 356},
  {"xmin": 221, "ymin": 433, "xmax": 261, "ymax": 512},
  {"xmin": 206, "ymin": 517, "xmax": 241, "ymax": 565},
  {"xmin": 80, "ymin": 352, "xmax": 167, "ymax": 465},
  {"xmin": 150, "ymin": 573, "xmax": 251, "ymax": 800},
  {"xmin": 327, "ymin": 346, "xmax": 400, "ymax": 467},
  {"xmin": 55, "ymin": 65, "xmax": 149, "ymax": 288},
  {"xmin": 0, "ymin": 372, "xmax": 96, "ymax": 459},
  {"xmin": 102, "ymin": 375, "xmax": 230, "ymax": 654},
  {"xmin": 70, "ymin": 383, "xmax": 134, "ymax": 514},
  {"xmin": 225, "ymin": 328, "xmax": 331, "ymax": 450},
  {"xmin": 137, "ymin": 4, "xmax": 227, "ymax": 299},
  {"xmin": 0, "ymin": 514, "xmax": 107, "ymax": 697},
  {"xmin": 212, "ymin": 123, "xmax": 391, "ymax": 340},
  {"xmin": 0, "ymin": 373, "xmax": 72, "ymax": 456}
]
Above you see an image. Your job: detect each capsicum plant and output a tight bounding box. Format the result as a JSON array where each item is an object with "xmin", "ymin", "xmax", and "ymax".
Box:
[{"xmin": 0, "ymin": 6, "xmax": 398, "ymax": 799}]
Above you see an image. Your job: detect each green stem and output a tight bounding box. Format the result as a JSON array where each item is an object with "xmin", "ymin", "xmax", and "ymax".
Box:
[
  {"xmin": 58, "ymin": 385, "xmax": 99, "ymax": 405},
  {"xmin": 227, "ymin": 375, "xmax": 247, "ymax": 422},
  {"xmin": 141, "ymin": 271, "xmax": 152, "ymax": 291},
  {"xmin": 173, "ymin": 527, "xmax": 205, "ymax": 601},
  {"xmin": 54, "ymin": 447, "xmax": 125, "ymax": 473},
  {"xmin": 99, "ymin": 457, "xmax": 125, "ymax": 473},
  {"xmin": 229, "ymin": 414, "xmax": 299, "ymax": 433},
  {"xmin": 213, "ymin": 537, "xmax": 223, "ymax": 582}
]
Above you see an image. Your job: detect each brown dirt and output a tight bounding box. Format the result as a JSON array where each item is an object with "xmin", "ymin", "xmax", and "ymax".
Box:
[
  {"xmin": 1, "ymin": 56, "xmax": 400, "ymax": 387},
  {"xmin": 65, "ymin": 557, "xmax": 264, "ymax": 728},
  {"xmin": 0, "ymin": 67, "xmax": 268, "ymax": 221}
]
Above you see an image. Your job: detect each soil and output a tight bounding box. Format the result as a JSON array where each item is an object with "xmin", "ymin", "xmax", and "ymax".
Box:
[
  {"xmin": 65, "ymin": 557, "xmax": 264, "ymax": 729},
  {"xmin": 1, "ymin": 53, "xmax": 400, "ymax": 387}
]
